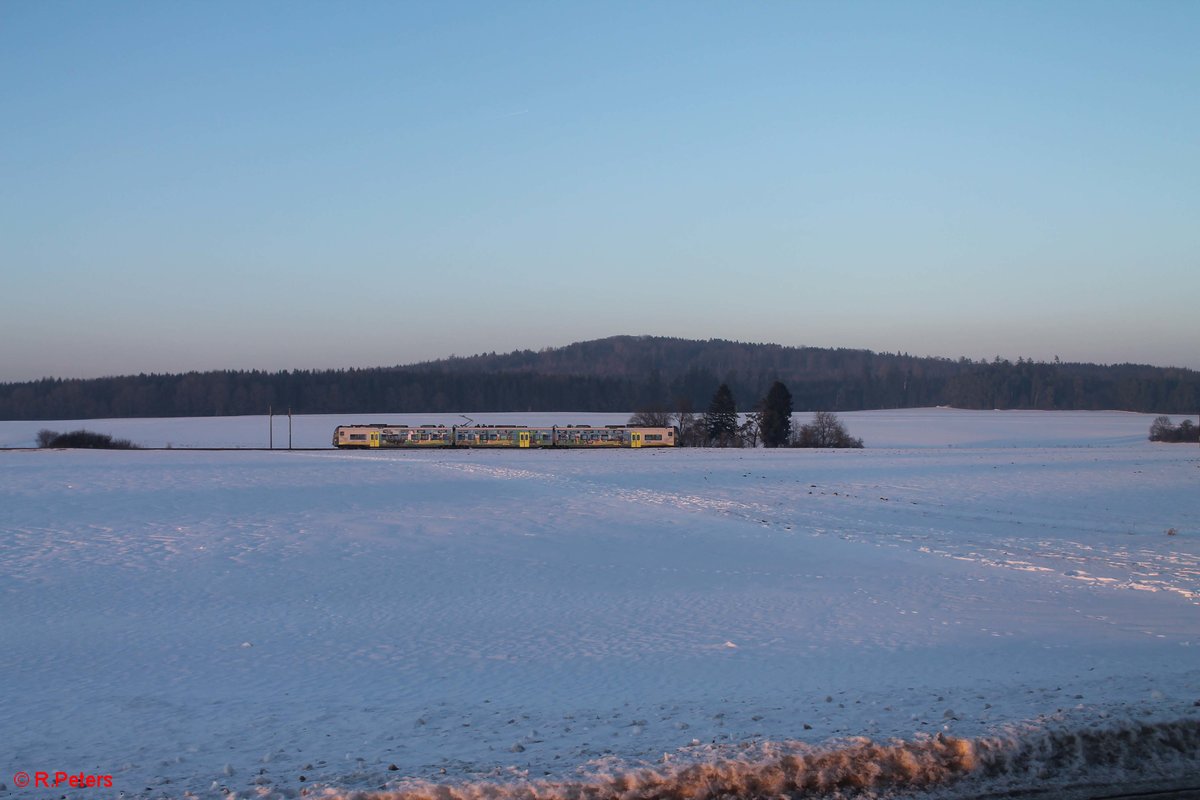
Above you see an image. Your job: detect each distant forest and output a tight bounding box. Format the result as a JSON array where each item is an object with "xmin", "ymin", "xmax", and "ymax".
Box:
[{"xmin": 2, "ymin": 336, "xmax": 1198, "ymax": 420}]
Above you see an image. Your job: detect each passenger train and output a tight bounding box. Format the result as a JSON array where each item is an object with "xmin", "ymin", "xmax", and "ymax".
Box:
[{"xmin": 333, "ymin": 423, "xmax": 676, "ymax": 449}]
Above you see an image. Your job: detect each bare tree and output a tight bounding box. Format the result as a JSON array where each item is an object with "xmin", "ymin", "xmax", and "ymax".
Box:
[
  {"xmin": 793, "ymin": 411, "xmax": 863, "ymax": 448},
  {"xmin": 673, "ymin": 400, "xmax": 705, "ymax": 447},
  {"xmin": 1150, "ymin": 415, "xmax": 1200, "ymax": 443},
  {"xmin": 628, "ymin": 408, "xmax": 672, "ymax": 427},
  {"xmin": 739, "ymin": 412, "xmax": 761, "ymax": 448}
]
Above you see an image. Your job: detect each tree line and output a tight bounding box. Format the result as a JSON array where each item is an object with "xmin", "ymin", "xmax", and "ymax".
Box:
[
  {"xmin": 1, "ymin": 336, "xmax": 1197, "ymax": 420},
  {"xmin": 632, "ymin": 381, "xmax": 863, "ymax": 449},
  {"xmin": 1149, "ymin": 416, "xmax": 1199, "ymax": 443},
  {"xmin": 35, "ymin": 429, "xmax": 139, "ymax": 449}
]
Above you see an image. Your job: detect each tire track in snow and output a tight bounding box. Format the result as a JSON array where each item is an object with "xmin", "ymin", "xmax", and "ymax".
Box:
[
  {"xmin": 305, "ymin": 451, "xmax": 1200, "ymax": 605},
  {"xmin": 426, "ymin": 455, "xmax": 1200, "ymax": 606}
]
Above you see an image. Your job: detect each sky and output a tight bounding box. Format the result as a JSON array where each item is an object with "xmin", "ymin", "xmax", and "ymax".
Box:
[{"xmin": 2, "ymin": 0, "xmax": 1198, "ymax": 382}]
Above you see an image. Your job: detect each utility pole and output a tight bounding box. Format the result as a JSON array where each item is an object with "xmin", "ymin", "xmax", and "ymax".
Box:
[
  {"xmin": 269, "ymin": 405, "xmax": 273, "ymax": 449},
  {"xmin": 288, "ymin": 407, "xmax": 293, "ymax": 450}
]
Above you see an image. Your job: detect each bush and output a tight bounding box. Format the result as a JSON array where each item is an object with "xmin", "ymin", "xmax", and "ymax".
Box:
[
  {"xmin": 1149, "ymin": 416, "xmax": 1199, "ymax": 443},
  {"xmin": 792, "ymin": 411, "xmax": 864, "ymax": 448},
  {"xmin": 37, "ymin": 429, "xmax": 139, "ymax": 449}
]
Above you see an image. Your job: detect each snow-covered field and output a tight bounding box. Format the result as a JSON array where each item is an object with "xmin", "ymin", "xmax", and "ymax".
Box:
[
  {"xmin": 0, "ymin": 407, "xmax": 1183, "ymax": 450},
  {"xmin": 1, "ymin": 410, "xmax": 1198, "ymax": 799}
]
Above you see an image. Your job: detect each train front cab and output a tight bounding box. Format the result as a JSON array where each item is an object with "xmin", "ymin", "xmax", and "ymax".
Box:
[
  {"xmin": 333, "ymin": 426, "xmax": 382, "ymax": 448},
  {"xmin": 648, "ymin": 428, "xmax": 672, "ymax": 447},
  {"xmin": 627, "ymin": 426, "xmax": 676, "ymax": 447}
]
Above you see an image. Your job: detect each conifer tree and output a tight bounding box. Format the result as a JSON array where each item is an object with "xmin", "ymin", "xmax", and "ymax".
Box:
[
  {"xmin": 759, "ymin": 380, "xmax": 793, "ymax": 447},
  {"xmin": 704, "ymin": 383, "xmax": 738, "ymax": 446}
]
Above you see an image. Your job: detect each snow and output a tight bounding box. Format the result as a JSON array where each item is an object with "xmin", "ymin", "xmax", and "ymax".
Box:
[
  {"xmin": 1, "ymin": 409, "xmax": 1198, "ymax": 799},
  {"xmin": 1, "ymin": 407, "xmax": 1191, "ymax": 450}
]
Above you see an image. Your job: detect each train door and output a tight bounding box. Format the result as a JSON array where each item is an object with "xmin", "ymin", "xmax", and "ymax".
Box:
[
  {"xmin": 631, "ymin": 431, "xmax": 642, "ymax": 448},
  {"xmin": 518, "ymin": 431, "xmax": 531, "ymax": 448},
  {"xmin": 370, "ymin": 431, "xmax": 381, "ymax": 448}
]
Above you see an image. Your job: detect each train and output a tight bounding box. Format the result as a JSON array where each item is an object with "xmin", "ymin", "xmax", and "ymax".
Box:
[{"xmin": 333, "ymin": 423, "xmax": 676, "ymax": 449}]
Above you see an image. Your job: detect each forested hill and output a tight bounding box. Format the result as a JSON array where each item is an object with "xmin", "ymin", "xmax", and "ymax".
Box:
[{"xmin": 2, "ymin": 335, "xmax": 1197, "ymax": 420}]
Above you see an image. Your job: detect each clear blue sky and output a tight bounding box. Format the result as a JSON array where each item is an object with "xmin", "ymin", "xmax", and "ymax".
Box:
[{"xmin": 2, "ymin": 0, "xmax": 1197, "ymax": 381}]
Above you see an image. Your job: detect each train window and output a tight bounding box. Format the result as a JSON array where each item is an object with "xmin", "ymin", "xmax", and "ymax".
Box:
[{"xmin": 349, "ymin": 434, "xmax": 367, "ymax": 441}]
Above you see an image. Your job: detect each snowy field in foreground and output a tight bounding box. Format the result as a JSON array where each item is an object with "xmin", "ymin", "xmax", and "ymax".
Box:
[{"xmin": 1, "ymin": 410, "xmax": 1198, "ymax": 799}]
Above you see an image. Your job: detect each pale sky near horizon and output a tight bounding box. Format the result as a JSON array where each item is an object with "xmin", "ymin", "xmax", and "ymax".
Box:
[{"xmin": 2, "ymin": 0, "xmax": 1197, "ymax": 382}]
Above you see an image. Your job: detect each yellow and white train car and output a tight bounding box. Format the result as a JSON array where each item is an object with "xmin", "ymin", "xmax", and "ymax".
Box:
[{"xmin": 333, "ymin": 423, "xmax": 675, "ymax": 449}]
